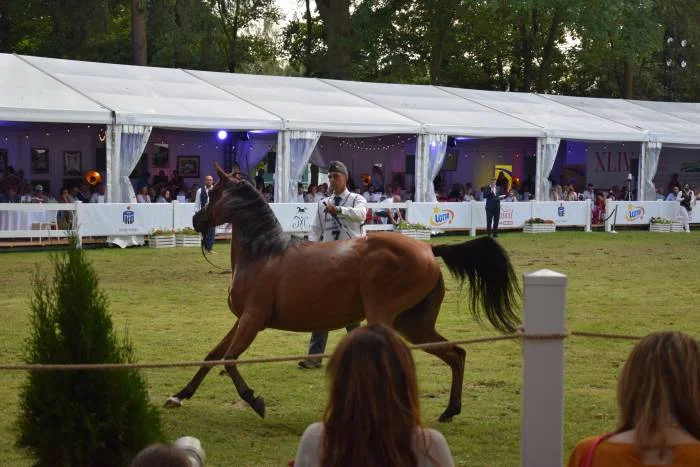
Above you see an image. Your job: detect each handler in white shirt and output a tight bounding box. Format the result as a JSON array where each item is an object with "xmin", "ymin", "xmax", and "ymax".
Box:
[{"xmin": 299, "ymin": 161, "xmax": 368, "ymax": 369}]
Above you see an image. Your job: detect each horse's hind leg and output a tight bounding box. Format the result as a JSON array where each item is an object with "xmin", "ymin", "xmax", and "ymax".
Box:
[
  {"xmin": 221, "ymin": 314, "xmax": 266, "ymax": 418},
  {"xmin": 164, "ymin": 321, "xmax": 239, "ymax": 408},
  {"xmin": 393, "ymin": 276, "xmax": 466, "ymax": 422}
]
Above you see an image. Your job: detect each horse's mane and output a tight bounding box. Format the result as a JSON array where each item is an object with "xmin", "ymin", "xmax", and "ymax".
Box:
[{"xmin": 215, "ymin": 180, "xmax": 304, "ymax": 259}]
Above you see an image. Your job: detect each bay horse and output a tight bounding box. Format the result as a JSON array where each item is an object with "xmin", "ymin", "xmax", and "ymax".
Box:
[{"xmin": 164, "ymin": 163, "xmax": 520, "ymax": 422}]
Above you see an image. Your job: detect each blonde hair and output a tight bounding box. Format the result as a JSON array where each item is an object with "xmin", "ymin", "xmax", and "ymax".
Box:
[{"xmin": 617, "ymin": 331, "xmax": 700, "ymax": 448}]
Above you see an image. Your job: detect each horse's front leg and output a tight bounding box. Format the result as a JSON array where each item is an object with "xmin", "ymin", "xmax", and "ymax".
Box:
[
  {"xmin": 164, "ymin": 321, "xmax": 238, "ymax": 408},
  {"xmin": 222, "ymin": 312, "xmax": 266, "ymax": 418}
]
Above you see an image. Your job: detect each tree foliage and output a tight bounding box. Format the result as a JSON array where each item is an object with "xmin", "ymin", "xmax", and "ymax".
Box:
[
  {"xmin": 16, "ymin": 241, "xmax": 162, "ymax": 466},
  {"xmin": 0, "ymin": 0, "xmax": 698, "ymax": 101}
]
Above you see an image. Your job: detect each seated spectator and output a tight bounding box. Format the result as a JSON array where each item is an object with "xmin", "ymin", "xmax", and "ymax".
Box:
[
  {"xmin": 447, "ymin": 183, "xmax": 464, "ymax": 201},
  {"xmin": 76, "ymin": 183, "xmax": 92, "ymax": 203},
  {"xmin": 666, "ymin": 185, "xmax": 680, "ymax": 201},
  {"xmin": 156, "ymin": 188, "xmax": 171, "ymax": 203},
  {"xmin": 567, "ymin": 331, "xmax": 700, "ymax": 466},
  {"xmin": 295, "ymin": 183, "xmax": 306, "ymax": 203},
  {"xmin": 32, "ymin": 184, "xmax": 50, "ymax": 203},
  {"xmin": 386, "ymin": 194, "xmax": 404, "ymax": 225},
  {"xmin": 0, "ymin": 186, "xmax": 21, "ymax": 203},
  {"xmin": 137, "ymin": 186, "xmax": 151, "ymax": 203},
  {"xmin": 294, "ymin": 324, "xmax": 454, "ymax": 467},
  {"xmin": 152, "ymin": 169, "xmax": 168, "ymax": 186},
  {"xmin": 550, "ymin": 184, "xmax": 563, "ymax": 201},
  {"xmin": 564, "ymin": 185, "xmax": 578, "ymax": 201},
  {"xmin": 655, "ymin": 185, "xmax": 666, "ymax": 201},
  {"xmin": 504, "ymin": 189, "xmax": 519, "ymax": 202},
  {"xmin": 583, "ymin": 183, "xmax": 595, "ymax": 201},
  {"xmin": 592, "ymin": 191, "xmax": 606, "ymax": 224},
  {"xmin": 90, "ymin": 183, "xmax": 107, "ymax": 203},
  {"xmin": 463, "ymin": 185, "xmax": 475, "ymax": 201}
]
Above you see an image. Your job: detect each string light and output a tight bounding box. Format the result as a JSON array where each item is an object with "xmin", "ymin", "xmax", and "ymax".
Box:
[{"xmin": 338, "ymin": 136, "xmax": 414, "ymax": 152}]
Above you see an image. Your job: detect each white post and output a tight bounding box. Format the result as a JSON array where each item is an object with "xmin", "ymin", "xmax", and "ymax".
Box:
[
  {"xmin": 535, "ymin": 138, "xmax": 543, "ymax": 201},
  {"xmin": 521, "ymin": 269, "xmax": 567, "ymax": 467},
  {"xmin": 469, "ymin": 201, "xmax": 476, "ymax": 237},
  {"xmin": 414, "ymin": 134, "xmax": 426, "ymax": 203},
  {"xmin": 584, "ymin": 199, "xmax": 592, "ymax": 232},
  {"xmin": 274, "ymin": 131, "xmax": 289, "ymax": 203},
  {"xmin": 638, "ymin": 141, "xmax": 646, "ymax": 201}
]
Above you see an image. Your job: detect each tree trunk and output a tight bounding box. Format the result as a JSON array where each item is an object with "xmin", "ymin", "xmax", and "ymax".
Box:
[
  {"xmin": 0, "ymin": 0, "xmax": 10, "ymax": 53},
  {"xmin": 429, "ymin": 0, "xmax": 460, "ymax": 85},
  {"xmin": 304, "ymin": 0, "xmax": 313, "ymax": 76},
  {"xmin": 131, "ymin": 0, "xmax": 148, "ymax": 65},
  {"xmin": 316, "ymin": 0, "xmax": 352, "ymax": 79},
  {"xmin": 536, "ymin": 9, "xmax": 562, "ymax": 93},
  {"xmin": 517, "ymin": 10, "xmax": 536, "ymax": 92},
  {"xmin": 622, "ymin": 60, "xmax": 634, "ymax": 98}
]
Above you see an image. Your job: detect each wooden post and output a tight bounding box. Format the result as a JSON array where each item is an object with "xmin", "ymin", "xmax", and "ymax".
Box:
[{"xmin": 521, "ymin": 269, "xmax": 567, "ymax": 467}]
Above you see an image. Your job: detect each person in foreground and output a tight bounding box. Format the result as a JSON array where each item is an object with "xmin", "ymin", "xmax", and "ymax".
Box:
[
  {"xmin": 294, "ymin": 324, "xmax": 454, "ymax": 467},
  {"xmin": 567, "ymin": 331, "xmax": 700, "ymax": 467}
]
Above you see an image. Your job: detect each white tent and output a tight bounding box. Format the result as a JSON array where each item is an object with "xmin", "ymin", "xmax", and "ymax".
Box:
[
  {"xmin": 0, "ymin": 55, "xmax": 111, "ymax": 124},
  {"xmin": 3, "ymin": 53, "xmax": 700, "ymax": 204}
]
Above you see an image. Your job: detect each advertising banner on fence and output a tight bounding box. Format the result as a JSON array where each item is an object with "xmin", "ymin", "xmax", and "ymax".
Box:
[
  {"xmin": 173, "ymin": 202, "xmax": 196, "ymax": 230},
  {"xmin": 607, "ymin": 201, "xmax": 680, "ymax": 225},
  {"xmin": 78, "ymin": 203, "xmax": 174, "ymax": 236},
  {"xmin": 407, "ymin": 203, "xmax": 471, "ymax": 230},
  {"xmin": 269, "ymin": 203, "xmax": 319, "ymax": 232},
  {"xmin": 531, "ymin": 201, "xmax": 590, "ymax": 226}
]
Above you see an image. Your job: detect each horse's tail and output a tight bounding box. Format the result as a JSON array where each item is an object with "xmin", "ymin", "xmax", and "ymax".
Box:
[{"xmin": 432, "ymin": 237, "xmax": 520, "ymax": 333}]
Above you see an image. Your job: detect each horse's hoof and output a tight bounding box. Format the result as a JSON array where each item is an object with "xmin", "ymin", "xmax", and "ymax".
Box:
[
  {"xmin": 252, "ymin": 396, "xmax": 266, "ymax": 418},
  {"xmin": 163, "ymin": 396, "xmax": 182, "ymax": 409},
  {"xmin": 438, "ymin": 413, "xmax": 454, "ymax": 423},
  {"xmin": 438, "ymin": 407, "xmax": 460, "ymax": 422}
]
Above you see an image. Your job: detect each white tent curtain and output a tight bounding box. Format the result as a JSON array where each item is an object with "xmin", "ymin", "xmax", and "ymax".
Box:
[
  {"xmin": 286, "ymin": 130, "xmax": 321, "ymax": 202},
  {"xmin": 117, "ymin": 125, "xmax": 152, "ymax": 202},
  {"xmin": 420, "ymin": 133, "xmax": 448, "ymax": 202},
  {"xmin": 536, "ymin": 137, "xmax": 561, "ymax": 201},
  {"xmin": 642, "ymin": 141, "xmax": 662, "ymax": 201}
]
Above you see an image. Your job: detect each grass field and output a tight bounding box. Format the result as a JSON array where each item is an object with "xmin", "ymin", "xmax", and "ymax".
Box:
[{"xmin": 0, "ymin": 231, "xmax": 698, "ymax": 466}]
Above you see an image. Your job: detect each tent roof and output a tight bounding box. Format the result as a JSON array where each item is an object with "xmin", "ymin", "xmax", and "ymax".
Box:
[
  {"xmin": 0, "ymin": 54, "xmax": 111, "ymax": 124},
  {"xmin": 441, "ymin": 87, "xmax": 647, "ymax": 142},
  {"xmin": 20, "ymin": 55, "xmax": 282, "ymax": 130},
  {"xmin": 630, "ymin": 100, "xmax": 700, "ymax": 129},
  {"xmin": 186, "ymin": 71, "xmax": 422, "ymax": 134},
  {"xmin": 321, "ymin": 79, "xmax": 544, "ymax": 138},
  {"xmin": 543, "ymin": 94, "xmax": 700, "ymax": 145}
]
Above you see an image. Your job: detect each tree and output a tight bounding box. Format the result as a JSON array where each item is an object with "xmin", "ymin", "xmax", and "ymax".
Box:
[
  {"xmin": 132, "ymin": 0, "xmax": 148, "ymax": 65},
  {"xmin": 16, "ymin": 241, "xmax": 162, "ymax": 466},
  {"xmin": 316, "ymin": 0, "xmax": 352, "ymax": 79}
]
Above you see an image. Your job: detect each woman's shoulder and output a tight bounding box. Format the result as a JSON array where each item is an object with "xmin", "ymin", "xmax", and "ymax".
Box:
[
  {"xmin": 417, "ymin": 428, "xmax": 454, "ymax": 467},
  {"xmin": 567, "ymin": 435, "xmax": 606, "ymax": 467}
]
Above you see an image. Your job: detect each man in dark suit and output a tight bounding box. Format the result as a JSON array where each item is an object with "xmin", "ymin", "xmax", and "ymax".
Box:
[{"xmin": 484, "ymin": 177, "xmax": 504, "ymax": 237}]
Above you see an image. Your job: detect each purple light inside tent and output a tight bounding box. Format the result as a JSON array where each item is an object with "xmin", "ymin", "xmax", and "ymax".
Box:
[
  {"xmin": 217, "ymin": 130, "xmax": 228, "ymax": 141},
  {"xmin": 247, "ymin": 129, "xmax": 277, "ymax": 135},
  {"xmin": 454, "ymin": 137, "xmax": 474, "ymax": 141}
]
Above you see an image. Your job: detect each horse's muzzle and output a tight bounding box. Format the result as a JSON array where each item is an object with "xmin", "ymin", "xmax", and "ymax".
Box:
[{"xmin": 192, "ymin": 211, "xmax": 208, "ymax": 233}]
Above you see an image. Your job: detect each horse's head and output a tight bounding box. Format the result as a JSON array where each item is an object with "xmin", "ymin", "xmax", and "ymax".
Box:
[{"xmin": 192, "ymin": 162, "xmax": 241, "ymax": 233}]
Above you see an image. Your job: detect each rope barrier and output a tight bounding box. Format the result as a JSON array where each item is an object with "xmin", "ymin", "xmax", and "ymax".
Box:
[{"xmin": 0, "ymin": 329, "xmax": 646, "ymax": 372}]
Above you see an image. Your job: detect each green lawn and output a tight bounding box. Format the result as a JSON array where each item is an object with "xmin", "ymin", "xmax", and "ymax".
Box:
[{"xmin": 0, "ymin": 231, "xmax": 698, "ymax": 466}]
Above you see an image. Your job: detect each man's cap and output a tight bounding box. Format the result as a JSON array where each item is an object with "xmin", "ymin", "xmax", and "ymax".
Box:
[
  {"xmin": 328, "ymin": 161, "xmax": 348, "ymax": 177},
  {"xmin": 34, "ymin": 184, "xmax": 43, "ymax": 191}
]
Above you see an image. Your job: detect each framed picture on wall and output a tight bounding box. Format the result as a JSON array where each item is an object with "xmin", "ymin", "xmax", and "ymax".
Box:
[
  {"xmin": 177, "ymin": 155, "xmax": 200, "ymax": 178},
  {"xmin": 31, "ymin": 148, "xmax": 49, "ymax": 174},
  {"xmin": 0, "ymin": 149, "xmax": 7, "ymax": 173},
  {"xmin": 440, "ymin": 148, "xmax": 459, "ymax": 172},
  {"xmin": 152, "ymin": 142, "xmax": 170, "ymax": 168},
  {"xmin": 63, "ymin": 150, "xmax": 82, "ymax": 176}
]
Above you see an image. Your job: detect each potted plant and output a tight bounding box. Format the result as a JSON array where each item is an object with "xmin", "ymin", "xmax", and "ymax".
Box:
[
  {"xmin": 649, "ymin": 217, "xmax": 671, "ymax": 233},
  {"xmin": 523, "ymin": 218, "xmax": 556, "ymax": 233},
  {"xmin": 148, "ymin": 228, "xmax": 176, "ymax": 248},
  {"xmin": 175, "ymin": 227, "xmax": 200, "ymax": 247},
  {"xmin": 395, "ymin": 222, "xmax": 431, "ymax": 241}
]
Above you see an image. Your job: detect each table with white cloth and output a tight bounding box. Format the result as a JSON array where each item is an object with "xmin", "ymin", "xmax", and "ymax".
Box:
[{"xmin": 0, "ymin": 209, "xmax": 56, "ymax": 230}]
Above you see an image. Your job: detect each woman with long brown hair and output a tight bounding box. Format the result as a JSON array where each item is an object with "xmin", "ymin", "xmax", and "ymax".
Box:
[
  {"xmin": 294, "ymin": 324, "xmax": 454, "ymax": 467},
  {"xmin": 568, "ymin": 331, "xmax": 700, "ymax": 466}
]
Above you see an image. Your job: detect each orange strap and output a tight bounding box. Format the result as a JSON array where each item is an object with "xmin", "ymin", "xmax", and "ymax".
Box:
[{"xmin": 580, "ymin": 433, "xmax": 615, "ymax": 467}]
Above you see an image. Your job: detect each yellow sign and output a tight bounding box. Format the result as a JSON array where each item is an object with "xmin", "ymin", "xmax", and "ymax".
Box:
[{"xmin": 494, "ymin": 165, "xmax": 514, "ymax": 190}]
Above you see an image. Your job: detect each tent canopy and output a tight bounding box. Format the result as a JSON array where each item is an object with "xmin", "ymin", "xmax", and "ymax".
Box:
[
  {"xmin": 20, "ymin": 55, "xmax": 282, "ymax": 130},
  {"xmin": 441, "ymin": 87, "xmax": 647, "ymax": 142},
  {"xmin": 323, "ymin": 79, "xmax": 544, "ymax": 138},
  {"xmin": 188, "ymin": 71, "xmax": 422, "ymax": 134},
  {"xmin": 0, "ymin": 54, "xmax": 111, "ymax": 124},
  {"xmin": 544, "ymin": 94, "xmax": 700, "ymax": 145},
  {"xmin": 2, "ymin": 53, "xmax": 700, "ymax": 144}
]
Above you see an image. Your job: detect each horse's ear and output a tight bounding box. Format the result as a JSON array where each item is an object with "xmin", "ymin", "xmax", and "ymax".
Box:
[{"xmin": 214, "ymin": 162, "xmax": 228, "ymax": 180}]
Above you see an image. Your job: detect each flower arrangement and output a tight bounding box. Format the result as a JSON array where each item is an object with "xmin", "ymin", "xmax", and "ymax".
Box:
[
  {"xmin": 175, "ymin": 227, "xmax": 198, "ymax": 235},
  {"xmin": 150, "ymin": 228, "xmax": 175, "ymax": 237},
  {"xmin": 524, "ymin": 218, "xmax": 555, "ymax": 225},
  {"xmin": 649, "ymin": 217, "xmax": 672, "ymax": 224},
  {"xmin": 395, "ymin": 222, "xmax": 430, "ymax": 231}
]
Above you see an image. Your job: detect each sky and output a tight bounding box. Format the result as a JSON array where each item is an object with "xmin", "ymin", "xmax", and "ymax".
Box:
[{"xmin": 277, "ymin": 0, "xmax": 316, "ymax": 24}]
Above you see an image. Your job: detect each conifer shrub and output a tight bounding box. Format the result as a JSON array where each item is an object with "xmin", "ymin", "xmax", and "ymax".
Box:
[{"xmin": 16, "ymin": 240, "xmax": 162, "ymax": 466}]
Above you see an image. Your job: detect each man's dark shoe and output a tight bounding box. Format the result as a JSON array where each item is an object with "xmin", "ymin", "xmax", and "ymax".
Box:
[{"xmin": 298, "ymin": 359, "xmax": 322, "ymax": 369}]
